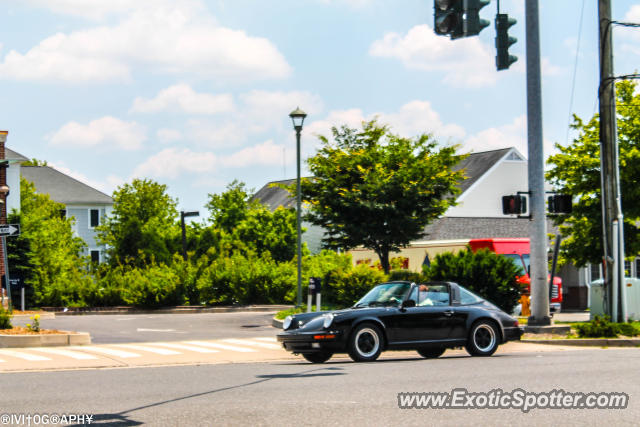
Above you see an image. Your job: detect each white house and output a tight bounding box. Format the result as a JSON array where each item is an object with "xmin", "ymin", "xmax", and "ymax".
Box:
[{"xmin": 5, "ymin": 149, "xmax": 113, "ymax": 263}]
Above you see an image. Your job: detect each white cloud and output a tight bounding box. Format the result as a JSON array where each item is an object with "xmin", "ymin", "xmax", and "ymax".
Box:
[
  {"xmin": 186, "ymin": 119, "xmax": 246, "ymax": 148},
  {"xmin": 0, "ymin": 3, "xmax": 291, "ymax": 83},
  {"xmin": 240, "ymin": 90, "xmax": 324, "ymax": 133},
  {"xmin": 625, "ymin": 5, "xmax": 640, "ymax": 21},
  {"xmin": 463, "ymin": 115, "xmax": 527, "ymax": 154},
  {"xmin": 156, "ymin": 128, "xmax": 183, "ymax": 143},
  {"xmin": 131, "ymin": 84, "xmax": 234, "ymax": 115},
  {"xmin": 223, "ymin": 140, "xmax": 288, "ymax": 168},
  {"xmin": 133, "ymin": 147, "xmax": 217, "ymax": 179},
  {"xmin": 369, "ymin": 24, "xmax": 497, "ymax": 87},
  {"xmin": 18, "ymin": 0, "xmax": 160, "ymax": 20},
  {"xmin": 304, "ymin": 100, "xmax": 465, "ymax": 147},
  {"xmin": 48, "ymin": 116, "xmax": 147, "ymax": 150}
]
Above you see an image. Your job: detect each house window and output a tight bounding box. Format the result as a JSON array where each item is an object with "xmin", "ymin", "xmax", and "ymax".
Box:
[
  {"xmin": 90, "ymin": 250, "xmax": 101, "ymax": 264},
  {"xmin": 590, "ymin": 263, "xmax": 602, "ymax": 281},
  {"xmin": 89, "ymin": 209, "xmax": 100, "ymax": 228}
]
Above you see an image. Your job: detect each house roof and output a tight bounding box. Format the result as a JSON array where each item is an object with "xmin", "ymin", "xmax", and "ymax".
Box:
[
  {"xmin": 5, "ymin": 148, "xmax": 29, "ymax": 162},
  {"xmin": 252, "ymin": 148, "xmax": 520, "ymax": 211},
  {"xmin": 21, "ymin": 166, "xmax": 113, "ymax": 205},
  {"xmin": 421, "ymin": 216, "xmax": 559, "ymax": 240}
]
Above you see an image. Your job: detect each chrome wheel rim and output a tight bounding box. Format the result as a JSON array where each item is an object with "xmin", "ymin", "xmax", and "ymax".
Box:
[
  {"xmin": 473, "ymin": 324, "xmax": 496, "ymax": 352},
  {"xmin": 355, "ymin": 328, "xmax": 379, "ymax": 358}
]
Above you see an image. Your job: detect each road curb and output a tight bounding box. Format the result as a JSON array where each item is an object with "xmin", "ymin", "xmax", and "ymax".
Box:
[
  {"xmin": 0, "ymin": 331, "xmax": 91, "ymax": 348},
  {"xmin": 11, "ymin": 313, "xmax": 56, "ymax": 321},
  {"xmin": 42, "ymin": 306, "xmax": 294, "ymax": 315},
  {"xmin": 272, "ymin": 317, "xmax": 283, "ymax": 329},
  {"xmin": 521, "ymin": 338, "xmax": 640, "ymax": 347}
]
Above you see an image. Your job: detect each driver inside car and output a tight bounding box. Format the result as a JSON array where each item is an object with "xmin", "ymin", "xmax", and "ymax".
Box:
[{"xmin": 417, "ymin": 284, "xmax": 434, "ymax": 306}]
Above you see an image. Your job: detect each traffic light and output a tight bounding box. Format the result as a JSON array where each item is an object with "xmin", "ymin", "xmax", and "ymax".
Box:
[
  {"xmin": 434, "ymin": 0, "xmax": 463, "ymax": 38},
  {"xmin": 495, "ymin": 13, "xmax": 517, "ymax": 70},
  {"xmin": 548, "ymin": 194, "xmax": 572, "ymax": 214},
  {"xmin": 434, "ymin": 0, "xmax": 490, "ymax": 39},
  {"xmin": 460, "ymin": 0, "xmax": 490, "ymax": 38},
  {"xmin": 502, "ymin": 195, "xmax": 527, "ymax": 215}
]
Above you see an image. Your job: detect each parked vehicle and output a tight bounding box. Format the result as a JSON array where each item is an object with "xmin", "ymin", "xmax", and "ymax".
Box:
[
  {"xmin": 277, "ymin": 281, "xmax": 523, "ymax": 363},
  {"xmin": 468, "ymin": 238, "xmax": 562, "ymax": 313}
]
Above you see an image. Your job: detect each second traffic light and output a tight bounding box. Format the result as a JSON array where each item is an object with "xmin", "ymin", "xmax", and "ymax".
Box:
[{"xmin": 495, "ymin": 13, "xmax": 517, "ymax": 70}]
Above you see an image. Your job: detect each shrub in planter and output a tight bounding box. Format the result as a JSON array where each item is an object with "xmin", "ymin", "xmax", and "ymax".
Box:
[
  {"xmin": 575, "ymin": 315, "xmax": 619, "ymax": 338},
  {"xmin": 425, "ymin": 248, "xmax": 523, "ymax": 314},
  {"xmin": 0, "ymin": 307, "xmax": 12, "ymax": 329}
]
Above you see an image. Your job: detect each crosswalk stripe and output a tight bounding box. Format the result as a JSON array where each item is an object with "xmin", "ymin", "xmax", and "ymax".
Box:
[
  {"xmin": 185, "ymin": 341, "xmax": 257, "ymax": 353},
  {"xmin": 79, "ymin": 347, "xmax": 141, "ymax": 358},
  {"xmin": 253, "ymin": 337, "xmax": 277, "ymax": 343},
  {"xmin": 0, "ymin": 359, "xmax": 4, "ymax": 363},
  {"xmin": 31, "ymin": 348, "xmax": 98, "ymax": 360},
  {"xmin": 151, "ymin": 343, "xmax": 219, "ymax": 353},
  {"xmin": 117, "ymin": 344, "xmax": 181, "ymax": 355},
  {"xmin": 223, "ymin": 338, "xmax": 281, "ymax": 350},
  {"xmin": 0, "ymin": 350, "xmax": 51, "ymax": 361}
]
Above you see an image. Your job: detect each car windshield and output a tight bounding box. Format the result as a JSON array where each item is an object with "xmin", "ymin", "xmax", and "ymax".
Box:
[{"xmin": 354, "ymin": 282, "xmax": 412, "ymax": 308}]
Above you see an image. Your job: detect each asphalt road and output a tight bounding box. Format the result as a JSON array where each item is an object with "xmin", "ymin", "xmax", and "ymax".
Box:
[
  {"xmin": 2, "ymin": 347, "xmax": 638, "ymax": 426},
  {"xmin": 11, "ymin": 312, "xmax": 278, "ymax": 344}
]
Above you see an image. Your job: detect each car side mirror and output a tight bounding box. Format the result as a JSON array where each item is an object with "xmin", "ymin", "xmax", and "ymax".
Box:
[{"xmin": 401, "ymin": 300, "xmax": 416, "ymax": 308}]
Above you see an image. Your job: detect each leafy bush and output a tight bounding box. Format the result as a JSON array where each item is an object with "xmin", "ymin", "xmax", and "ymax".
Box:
[
  {"xmin": 322, "ymin": 264, "xmax": 388, "ymax": 307},
  {"xmin": 388, "ymin": 269, "xmax": 425, "ymax": 283},
  {"xmin": 425, "ymin": 249, "xmax": 523, "ymax": 313},
  {"xmin": 197, "ymin": 252, "xmax": 296, "ymax": 305},
  {"xmin": 575, "ymin": 315, "xmax": 619, "ymax": 338},
  {"xmin": 0, "ymin": 307, "xmax": 12, "ymax": 329},
  {"xmin": 575, "ymin": 316, "xmax": 640, "ymax": 338}
]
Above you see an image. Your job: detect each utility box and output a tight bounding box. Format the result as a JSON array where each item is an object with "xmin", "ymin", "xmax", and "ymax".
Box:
[{"xmin": 589, "ymin": 278, "xmax": 640, "ymax": 320}]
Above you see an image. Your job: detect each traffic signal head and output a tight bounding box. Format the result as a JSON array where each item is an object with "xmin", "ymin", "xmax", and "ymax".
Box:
[
  {"xmin": 548, "ymin": 194, "xmax": 572, "ymax": 214},
  {"xmin": 434, "ymin": 0, "xmax": 489, "ymax": 39},
  {"xmin": 434, "ymin": 0, "xmax": 463, "ymax": 37},
  {"xmin": 457, "ymin": 0, "xmax": 490, "ymax": 39},
  {"xmin": 502, "ymin": 195, "xmax": 527, "ymax": 215},
  {"xmin": 495, "ymin": 13, "xmax": 517, "ymax": 70}
]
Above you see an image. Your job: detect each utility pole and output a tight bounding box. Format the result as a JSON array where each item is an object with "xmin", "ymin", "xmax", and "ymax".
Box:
[
  {"xmin": 525, "ymin": 0, "xmax": 550, "ymax": 326},
  {"xmin": 598, "ymin": 0, "xmax": 625, "ymax": 322}
]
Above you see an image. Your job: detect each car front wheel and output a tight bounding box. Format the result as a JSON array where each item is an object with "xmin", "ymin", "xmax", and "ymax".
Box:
[
  {"xmin": 302, "ymin": 352, "xmax": 333, "ymax": 363},
  {"xmin": 348, "ymin": 323, "xmax": 383, "ymax": 362},
  {"xmin": 465, "ymin": 321, "xmax": 499, "ymax": 356}
]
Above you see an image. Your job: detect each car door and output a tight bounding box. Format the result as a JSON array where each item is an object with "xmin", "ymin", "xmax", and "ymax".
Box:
[{"xmin": 386, "ymin": 284, "xmax": 454, "ymax": 343}]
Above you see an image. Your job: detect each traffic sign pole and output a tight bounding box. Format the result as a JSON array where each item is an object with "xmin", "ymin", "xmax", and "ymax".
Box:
[{"xmin": 2, "ymin": 236, "xmax": 11, "ymax": 310}]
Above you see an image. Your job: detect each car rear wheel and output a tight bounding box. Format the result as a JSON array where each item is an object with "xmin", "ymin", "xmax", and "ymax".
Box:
[
  {"xmin": 348, "ymin": 323, "xmax": 383, "ymax": 362},
  {"xmin": 417, "ymin": 347, "xmax": 446, "ymax": 359},
  {"xmin": 302, "ymin": 352, "xmax": 333, "ymax": 363},
  {"xmin": 465, "ymin": 321, "xmax": 499, "ymax": 356}
]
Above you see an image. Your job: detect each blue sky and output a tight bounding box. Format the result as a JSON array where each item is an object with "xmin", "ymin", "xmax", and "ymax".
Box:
[{"xmin": 0, "ymin": 0, "xmax": 639, "ymax": 214}]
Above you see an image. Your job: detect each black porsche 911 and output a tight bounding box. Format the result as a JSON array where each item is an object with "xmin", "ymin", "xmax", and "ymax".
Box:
[{"xmin": 277, "ymin": 281, "xmax": 523, "ymax": 363}]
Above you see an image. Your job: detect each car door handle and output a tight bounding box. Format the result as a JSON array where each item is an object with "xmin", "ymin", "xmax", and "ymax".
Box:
[{"xmin": 443, "ymin": 310, "xmax": 454, "ymax": 316}]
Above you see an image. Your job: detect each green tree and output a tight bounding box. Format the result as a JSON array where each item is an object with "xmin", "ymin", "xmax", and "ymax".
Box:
[
  {"xmin": 13, "ymin": 178, "xmax": 92, "ymax": 307},
  {"xmin": 546, "ymin": 80, "xmax": 640, "ymax": 266},
  {"xmin": 206, "ymin": 181, "xmax": 298, "ymax": 262},
  {"xmin": 98, "ymin": 179, "xmax": 179, "ymax": 266},
  {"xmin": 206, "ymin": 180, "xmax": 257, "ymax": 233},
  {"xmin": 299, "ymin": 120, "xmax": 465, "ymax": 273}
]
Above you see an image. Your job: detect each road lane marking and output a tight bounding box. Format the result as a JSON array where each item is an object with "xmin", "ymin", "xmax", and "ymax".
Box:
[
  {"xmin": 79, "ymin": 347, "xmax": 141, "ymax": 358},
  {"xmin": 0, "ymin": 350, "xmax": 51, "ymax": 361},
  {"xmin": 116, "ymin": 344, "xmax": 181, "ymax": 355},
  {"xmin": 223, "ymin": 339, "xmax": 281, "ymax": 350},
  {"xmin": 31, "ymin": 348, "xmax": 98, "ymax": 360},
  {"xmin": 185, "ymin": 341, "xmax": 257, "ymax": 353},
  {"xmin": 150, "ymin": 343, "xmax": 219, "ymax": 353},
  {"xmin": 137, "ymin": 328, "xmax": 178, "ymax": 332},
  {"xmin": 253, "ymin": 337, "xmax": 278, "ymax": 342}
]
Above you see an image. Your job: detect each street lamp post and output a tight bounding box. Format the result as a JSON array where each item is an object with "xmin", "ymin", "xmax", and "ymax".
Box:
[
  {"xmin": 289, "ymin": 107, "xmax": 307, "ymax": 308},
  {"xmin": 0, "ymin": 183, "xmax": 10, "ymax": 309},
  {"xmin": 180, "ymin": 210, "xmax": 200, "ymax": 260}
]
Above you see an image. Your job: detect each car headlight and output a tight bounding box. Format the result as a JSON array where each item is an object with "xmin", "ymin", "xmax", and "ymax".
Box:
[
  {"xmin": 323, "ymin": 314, "xmax": 334, "ymax": 328},
  {"xmin": 283, "ymin": 316, "xmax": 293, "ymax": 330}
]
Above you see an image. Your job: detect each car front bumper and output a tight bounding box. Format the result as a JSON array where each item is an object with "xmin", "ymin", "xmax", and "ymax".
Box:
[{"xmin": 277, "ymin": 330, "xmax": 345, "ymax": 354}]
